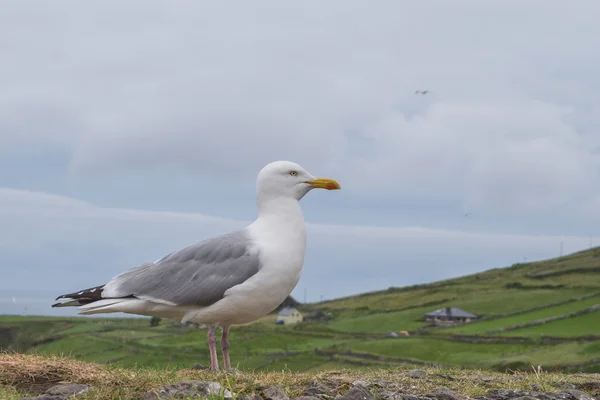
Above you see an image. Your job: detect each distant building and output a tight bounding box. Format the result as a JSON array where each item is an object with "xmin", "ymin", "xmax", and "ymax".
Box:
[
  {"xmin": 276, "ymin": 307, "xmax": 303, "ymax": 325},
  {"xmin": 275, "ymin": 296, "xmax": 301, "ymax": 312},
  {"xmin": 424, "ymin": 307, "xmax": 478, "ymax": 326}
]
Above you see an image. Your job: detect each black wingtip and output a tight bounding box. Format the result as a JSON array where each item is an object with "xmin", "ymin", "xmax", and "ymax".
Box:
[{"xmin": 52, "ymin": 285, "xmax": 106, "ymax": 305}]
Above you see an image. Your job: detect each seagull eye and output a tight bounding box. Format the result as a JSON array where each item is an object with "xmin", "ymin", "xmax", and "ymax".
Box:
[{"xmin": 289, "ymin": 171, "xmax": 298, "ymax": 177}]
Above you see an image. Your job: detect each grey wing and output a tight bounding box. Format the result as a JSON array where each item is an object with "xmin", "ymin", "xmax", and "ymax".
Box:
[{"xmin": 102, "ymin": 229, "xmax": 261, "ymax": 307}]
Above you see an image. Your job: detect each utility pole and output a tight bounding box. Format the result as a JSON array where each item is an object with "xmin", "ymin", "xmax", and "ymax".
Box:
[{"xmin": 560, "ymin": 241, "xmax": 564, "ymax": 257}]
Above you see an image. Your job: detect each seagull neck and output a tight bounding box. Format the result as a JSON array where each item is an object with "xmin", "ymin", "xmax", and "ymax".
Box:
[{"xmin": 256, "ymin": 196, "xmax": 303, "ymax": 221}]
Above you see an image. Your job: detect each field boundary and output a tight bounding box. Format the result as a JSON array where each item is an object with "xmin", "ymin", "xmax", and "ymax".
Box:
[{"xmin": 486, "ymin": 304, "xmax": 600, "ymax": 335}]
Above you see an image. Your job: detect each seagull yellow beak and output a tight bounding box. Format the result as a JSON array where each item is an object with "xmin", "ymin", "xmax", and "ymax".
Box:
[{"xmin": 306, "ymin": 177, "xmax": 341, "ymax": 190}]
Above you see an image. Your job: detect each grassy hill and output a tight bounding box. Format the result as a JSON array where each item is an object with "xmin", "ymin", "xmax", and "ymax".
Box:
[{"xmin": 1, "ymin": 247, "xmax": 599, "ymax": 374}]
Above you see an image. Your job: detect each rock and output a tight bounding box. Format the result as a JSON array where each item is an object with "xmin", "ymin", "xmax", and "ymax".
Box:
[
  {"xmin": 46, "ymin": 384, "xmax": 90, "ymax": 397},
  {"xmin": 475, "ymin": 389, "xmax": 598, "ymax": 400},
  {"xmin": 513, "ymin": 397, "xmax": 538, "ymax": 400},
  {"xmin": 294, "ymin": 397, "xmax": 321, "ymax": 400},
  {"xmin": 576, "ymin": 382, "xmax": 600, "ymax": 396},
  {"xmin": 407, "ymin": 370, "xmax": 428, "ymax": 379},
  {"xmin": 322, "ymin": 378, "xmax": 343, "ymax": 389},
  {"xmin": 553, "ymin": 383, "xmax": 578, "ymax": 390},
  {"xmin": 352, "ymin": 380, "xmax": 371, "ymax": 388},
  {"xmin": 302, "ymin": 383, "xmax": 334, "ymax": 398},
  {"xmin": 379, "ymin": 391, "xmax": 418, "ymax": 400},
  {"xmin": 337, "ymin": 386, "xmax": 375, "ymax": 400},
  {"xmin": 485, "ymin": 389, "xmax": 530, "ymax": 399},
  {"xmin": 261, "ymin": 386, "xmax": 290, "ymax": 400},
  {"xmin": 190, "ymin": 363, "xmax": 208, "ymax": 370},
  {"xmin": 140, "ymin": 380, "xmax": 232, "ymax": 399},
  {"xmin": 434, "ymin": 388, "xmax": 467, "ymax": 400},
  {"xmin": 560, "ymin": 389, "xmax": 595, "ymax": 400},
  {"xmin": 237, "ymin": 395, "xmax": 263, "ymax": 400},
  {"xmin": 531, "ymin": 385, "xmax": 543, "ymax": 392},
  {"xmin": 20, "ymin": 384, "xmax": 91, "ymax": 400}
]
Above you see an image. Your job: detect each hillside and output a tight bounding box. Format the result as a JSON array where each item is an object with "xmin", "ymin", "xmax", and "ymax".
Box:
[{"xmin": 1, "ymin": 247, "xmax": 599, "ymax": 374}]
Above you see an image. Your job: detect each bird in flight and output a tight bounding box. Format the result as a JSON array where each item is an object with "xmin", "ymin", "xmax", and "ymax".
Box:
[{"xmin": 52, "ymin": 161, "xmax": 341, "ymax": 371}]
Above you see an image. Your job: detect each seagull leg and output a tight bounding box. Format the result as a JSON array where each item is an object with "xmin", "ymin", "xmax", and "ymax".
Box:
[
  {"xmin": 207, "ymin": 325, "xmax": 219, "ymax": 371},
  {"xmin": 220, "ymin": 326, "xmax": 231, "ymax": 370}
]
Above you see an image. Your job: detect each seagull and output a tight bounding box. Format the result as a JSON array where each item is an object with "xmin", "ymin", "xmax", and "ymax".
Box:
[{"xmin": 52, "ymin": 161, "xmax": 341, "ymax": 371}]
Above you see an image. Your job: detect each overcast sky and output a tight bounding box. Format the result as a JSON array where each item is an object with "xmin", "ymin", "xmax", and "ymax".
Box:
[{"xmin": 2, "ymin": 0, "xmax": 600, "ymax": 317}]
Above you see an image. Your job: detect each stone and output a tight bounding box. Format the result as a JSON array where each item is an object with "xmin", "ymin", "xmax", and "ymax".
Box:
[
  {"xmin": 21, "ymin": 396, "xmax": 67, "ymax": 400},
  {"xmin": 352, "ymin": 380, "xmax": 371, "ymax": 388},
  {"xmin": 302, "ymin": 383, "xmax": 334, "ymax": 398},
  {"xmin": 474, "ymin": 389, "xmax": 598, "ymax": 400},
  {"xmin": 261, "ymin": 386, "xmax": 290, "ymax": 400},
  {"xmin": 513, "ymin": 397, "xmax": 538, "ymax": 400},
  {"xmin": 337, "ymin": 386, "xmax": 375, "ymax": 400},
  {"xmin": 407, "ymin": 370, "xmax": 428, "ymax": 379},
  {"xmin": 294, "ymin": 397, "xmax": 321, "ymax": 400},
  {"xmin": 46, "ymin": 384, "xmax": 90, "ymax": 397},
  {"xmin": 560, "ymin": 389, "xmax": 595, "ymax": 400},
  {"xmin": 237, "ymin": 395, "xmax": 264, "ymax": 400},
  {"xmin": 576, "ymin": 382, "xmax": 600, "ymax": 396},
  {"xmin": 431, "ymin": 387, "xmax": 467, "ymax": 400},
  {"xmin": 379, "ymin": 391, "xmax": 419, "ymax": 400},
  {"xmin": 139, "ymin": 380, "xmax": 232, "ymax": 399},
  {"xmin": 531, "ymin": 385, "xmax": 543, "ymax": 392},
  {"xmin": 485, "ymin": 389, "xmax": 534, "ymax": 399},
  {"xmin": 553, "ymin": 383, "xmax": 578, "ymax": 390}
]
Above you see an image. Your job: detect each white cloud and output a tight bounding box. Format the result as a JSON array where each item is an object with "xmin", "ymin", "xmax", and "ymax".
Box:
[{"xmin": 2, "ymin": 1, "xmax": 600, "ymax": 216}]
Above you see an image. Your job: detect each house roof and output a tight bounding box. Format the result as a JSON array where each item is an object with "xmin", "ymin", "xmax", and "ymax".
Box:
[
  {"xmin": 424, "ymin": 307, "xmax": 478, "ymax": 318},
  {"xmin": 278, "ymin": 307, "xmax": 299, "ymax": 316}
]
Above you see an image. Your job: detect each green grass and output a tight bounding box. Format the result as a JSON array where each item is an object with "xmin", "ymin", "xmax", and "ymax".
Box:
[
  {"xmin": 497, "ymin": 340, "xmax": 600, "ymax": 367},
  {"xmin": 328, "ymin": 307, "xmax": 429, "ymax": 333},
  {"xmin": 343, "ymin": 337, "xmax": 540, "ymax": 367},
  {"xmin": 498, "ymin": 309, "xmax": 600, "ymax": 338},
  {"xmin": 442, "ymin": 295, "xmax": 600, "ymax": 335},
  {"xmin": 343, "ymin": 337, "xmax": 600, "ymax": 371}
]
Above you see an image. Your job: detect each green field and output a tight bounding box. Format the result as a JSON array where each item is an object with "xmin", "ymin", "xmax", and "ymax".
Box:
[
  {"xmin": 2, "ymin": 246, "xmax": 600, "ymax": 373},
  {"xmin": 498, "ymin": 309, "xmax": 600, "ymax": 338}
]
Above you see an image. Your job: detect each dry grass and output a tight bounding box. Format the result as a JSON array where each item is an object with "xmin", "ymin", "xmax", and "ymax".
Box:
[{"xmin": 1, "ymin": 353, "xmax": 598, "ymax": 400}]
